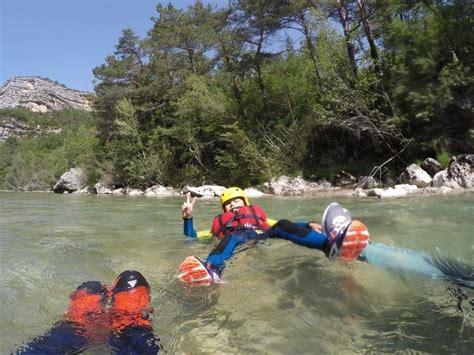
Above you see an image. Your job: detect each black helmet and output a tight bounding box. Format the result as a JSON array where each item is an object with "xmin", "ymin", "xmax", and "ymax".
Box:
[
  {"xmin": 75, "ymin": 280, "xmax": 108, "ymax": 295},
  {"xmin": 109, "ymin": 270, "xmax": 149, "ymax": 293}
]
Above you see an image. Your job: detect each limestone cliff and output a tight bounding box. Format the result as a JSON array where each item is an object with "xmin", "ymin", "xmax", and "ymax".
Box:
[{"xmin": 0, "ymin": 76, "xmax": 93, "ymax": 112}]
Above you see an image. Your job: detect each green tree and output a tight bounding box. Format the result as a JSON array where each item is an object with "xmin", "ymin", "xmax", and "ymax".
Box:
[
  {"xmin": 88, "ymin": 0, "xmax": 472, "ymax": 189},
  {"xmin": 381, "ymin": 0, "xmax": 474, "ymax": 157}
]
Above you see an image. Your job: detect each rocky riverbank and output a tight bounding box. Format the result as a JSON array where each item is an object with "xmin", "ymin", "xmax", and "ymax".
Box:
[{"xmin": 50, "ymin": 154, "xmax": 474, "ymax": 199}]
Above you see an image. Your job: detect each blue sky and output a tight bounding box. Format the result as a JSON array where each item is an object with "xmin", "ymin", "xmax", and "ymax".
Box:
[{"xmin": 1, "ymin": 0, "xmax": 226, "ymax": 92}]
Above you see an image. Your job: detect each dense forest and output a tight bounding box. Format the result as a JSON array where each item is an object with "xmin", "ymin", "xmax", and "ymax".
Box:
[{"xmin": 1, "ymin": 0, "xmax": 473, "ymax": 191}]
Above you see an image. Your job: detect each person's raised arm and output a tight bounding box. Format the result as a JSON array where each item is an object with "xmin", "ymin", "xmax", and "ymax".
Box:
[
  {"xmin": 182, "ymin": 193, "xmax": 198, "ymax": 238},
  {"xmin": 182, "ymin": 192, "xmax": 196, "ymax": 219}
]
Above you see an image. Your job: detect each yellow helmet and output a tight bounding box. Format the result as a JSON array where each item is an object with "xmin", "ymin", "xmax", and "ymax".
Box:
[{"xmin": 219, "ymin": 187, "xmax": 249, "ymax": 208}]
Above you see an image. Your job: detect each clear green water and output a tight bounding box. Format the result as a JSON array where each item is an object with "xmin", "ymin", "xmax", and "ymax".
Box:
[{"xmin": 1, "ymin": 191, "xmax": 473, "ymax": 353}]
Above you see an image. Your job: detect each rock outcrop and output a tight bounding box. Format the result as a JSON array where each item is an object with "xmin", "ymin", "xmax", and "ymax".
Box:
[
  {"xmin": 432, "ymin": 154, "xmax": 474, "ymax": 189},
  {"xmin": 52, "ymin": 168, "xmax": 86, "ymax": 193},
  {"xmin": 333, "ymin": 171, "xmax": 357, "ymax": 188},
  {"xmin": 0, "ymin": 116, "xmax": 63, "ymax": 142},
  {"xmin": 0, "ymin": 117, "xmax": 30, "ymax": 142},
  {"xmin": 183, "ymin": 185, "xmax": 226, "ymax": 198},
  {"xmin": 50, "ymin": 154, "xmax": 473, "ymax": 198},
  {"xmin": 447, "ymin": 154, "xmax": 474, "ymax": 188},
  {"xmin": 363, "ymin": 155, "xmax": 473, "ymax": 198},
  {"xmin": 145, "ymin": 185, "xmax": 179, "ymax": 196},
  {"xmin": 0, "ymin": 76, "xmax": 92, "ymax": 112},
  {"xmin": 421, "ymin": 157, "xmax": 443, "ymax": 177},
  {"xmin": 356, "ymin": 176, "xmax": 382, "ymax": 189},
  {"xmin": 262, "ymin": 175, "xmax": 333, "ymax": 196},
  {"xmin": 398, "ymin": 163, "xmax": 432, "ymax": 188}
]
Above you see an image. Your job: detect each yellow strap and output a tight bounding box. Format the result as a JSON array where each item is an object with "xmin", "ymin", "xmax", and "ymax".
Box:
[
  {"xmin": 196, "ymin": 230, "xmax": 213, "ymax": 240},
  {"xmin": 266, "ymin": 218, "xmax": 277, "ymax": 226}
]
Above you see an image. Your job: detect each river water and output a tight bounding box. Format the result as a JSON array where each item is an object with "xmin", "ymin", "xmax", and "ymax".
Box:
[{"xmin": 1, "ymin": 191, "xmax": 473, "ymax": 353}]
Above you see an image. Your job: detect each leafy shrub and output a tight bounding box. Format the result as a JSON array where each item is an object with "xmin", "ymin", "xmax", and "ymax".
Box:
[
  {"xmin": 0, "ymin": 125, "xmax": 98, "ymax": 191},
  {"xmin": 436, "ymin": 149, "xmax": 451, "ymax": 168}
]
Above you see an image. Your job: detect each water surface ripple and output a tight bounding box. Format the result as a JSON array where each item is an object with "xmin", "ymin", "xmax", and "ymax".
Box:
[{"xmin": 1, "ymin": 192, "xmax": 473, "ymax": 353}]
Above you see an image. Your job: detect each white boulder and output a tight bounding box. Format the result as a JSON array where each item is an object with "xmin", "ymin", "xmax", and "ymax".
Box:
[{"xmin": 399, "ymin": 164, "xmax": 432, "ymax": 188}]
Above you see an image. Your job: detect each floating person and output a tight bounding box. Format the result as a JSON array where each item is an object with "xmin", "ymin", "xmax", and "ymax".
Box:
[
  {"xmin": 178, "ymin": 187, "xmax": 368, "ymax": 285},
  {"xmin": 17, "ymin": 270, "xmax": 163, "ymax": 354},
  {"xmin": 178, "ymin": 188, "xmax": 474, "ymax": 289}
]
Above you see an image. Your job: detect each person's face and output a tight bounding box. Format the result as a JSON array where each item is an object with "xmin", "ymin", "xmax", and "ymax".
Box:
[{"xmin": 223, "ymin": 197, "xmax": 246, "ymax": 212}]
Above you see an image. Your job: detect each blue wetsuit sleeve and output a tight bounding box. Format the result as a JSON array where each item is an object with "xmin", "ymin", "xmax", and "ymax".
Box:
[
  {"xmin": 264, "ymin": 219, "xmax": 328, "ymax": 250},
  {"xmin": 295, "ymin": 222, "xmax": 310, "ymax": 228},
  {"xmin": 205, "ymin": 234, "xmax": 239, "ymax": 272},
  {"xmin": 273, "ymin": 228, "xmax": 327, "ymax": 249},
  {"xmin": 183, "ymin": 218, "xmax": 197, "ymax": 238}
]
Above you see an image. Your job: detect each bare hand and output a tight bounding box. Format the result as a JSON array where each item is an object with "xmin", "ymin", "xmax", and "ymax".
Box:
[
  {"xmin": 181, "ymin": 192, "xmax": 197, "ymax": 219},
  {"xmin": 309, "ymin": 222, "xmax": 322, "ymax": 232}
]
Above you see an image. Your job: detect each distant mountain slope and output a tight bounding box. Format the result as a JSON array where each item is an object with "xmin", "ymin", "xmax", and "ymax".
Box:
[{"xmin": 0, "ymin": 76, "xmax": 93, "ymax": 112}]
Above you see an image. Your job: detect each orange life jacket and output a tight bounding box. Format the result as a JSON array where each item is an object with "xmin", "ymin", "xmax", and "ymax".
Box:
[
  {"xmin": 66, "ymin": 288, "xmax": 109, "ymax": 342},
  {"xmin": 110, "ymin": 286, "xmax": 152, "ymax": 331},
  {"xmin": 211, "ymin": 205, "xmax": 269, "ymax": 239}
]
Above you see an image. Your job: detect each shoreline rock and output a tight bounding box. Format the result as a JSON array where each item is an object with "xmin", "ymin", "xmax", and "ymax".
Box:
[
  {"xmin": 52, "ymin": 168, "xmax": 85, "ymax": 193},
  {"xmin": 8, "ymin": 154, "xmax": 474, "ymax": 199}
]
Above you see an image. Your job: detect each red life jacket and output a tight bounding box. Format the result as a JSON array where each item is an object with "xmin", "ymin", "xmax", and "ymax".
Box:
[{"xmin": 211, "ymin": 205, "xmax": 269, "ymax": 239}]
